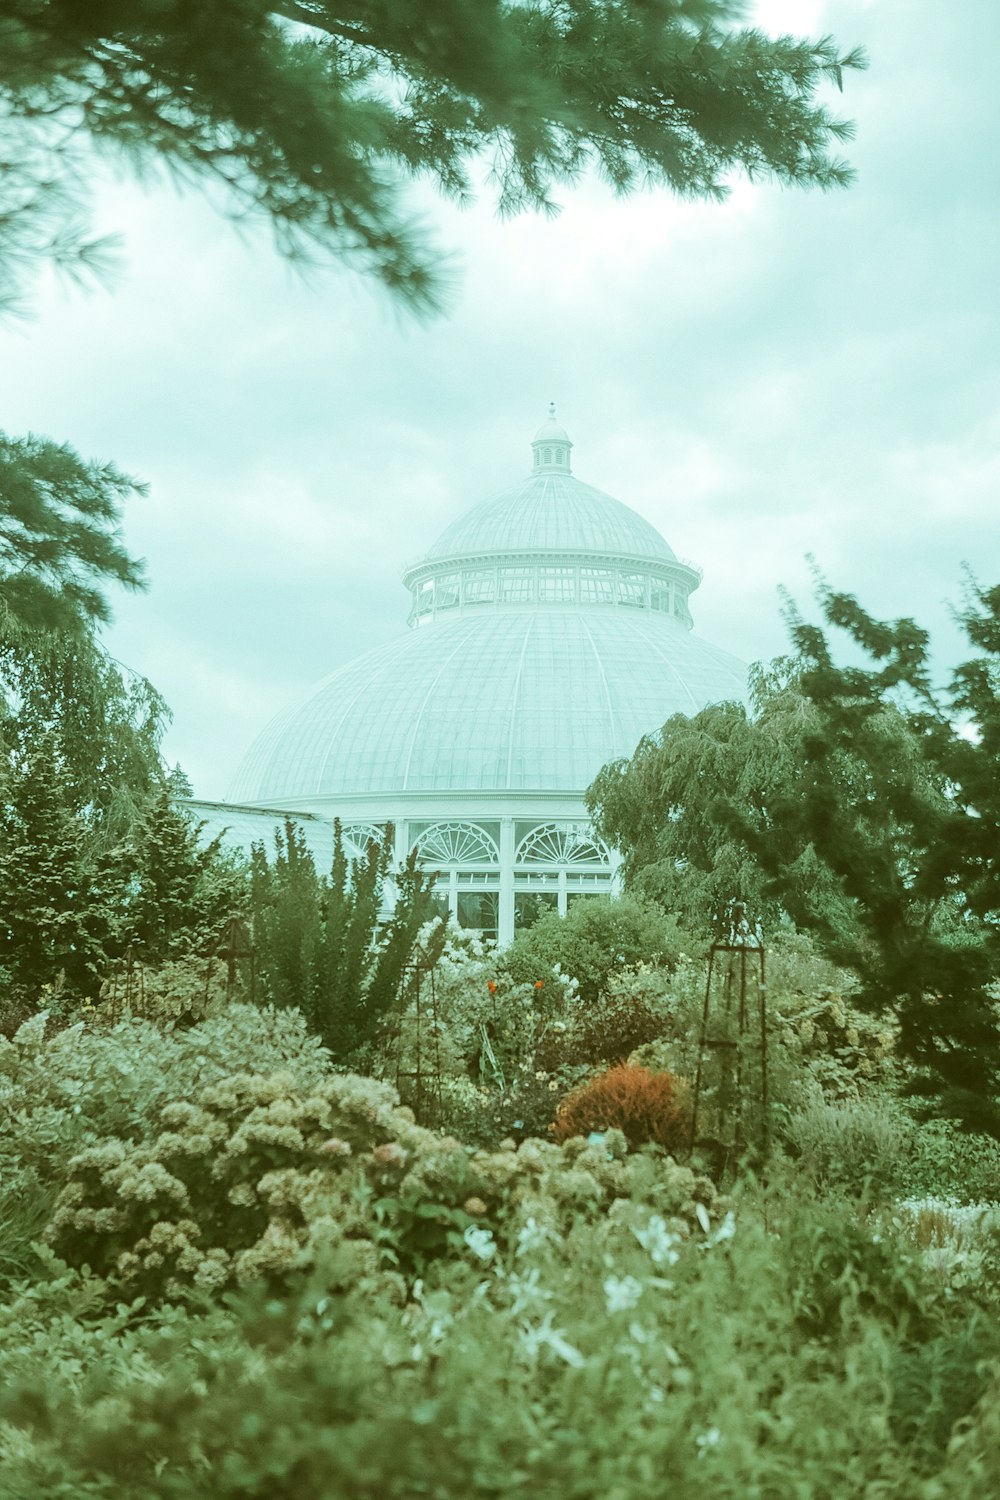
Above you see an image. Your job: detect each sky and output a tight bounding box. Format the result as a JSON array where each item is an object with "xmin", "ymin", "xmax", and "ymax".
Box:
[{"xmin": 2, "ymin": 0, "xmax": 999, "ymax": 798}]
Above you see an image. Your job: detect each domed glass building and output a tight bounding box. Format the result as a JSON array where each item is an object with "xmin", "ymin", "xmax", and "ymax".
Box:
[{"xmin": 209, "ymin": 409, "xmax": 747, "ymax": 943}]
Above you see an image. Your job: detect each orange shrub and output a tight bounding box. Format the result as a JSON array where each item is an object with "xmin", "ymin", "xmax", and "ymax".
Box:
[{"xmin": 552, "ymin": 1064, "xmax": 688, "ymax": 1152}]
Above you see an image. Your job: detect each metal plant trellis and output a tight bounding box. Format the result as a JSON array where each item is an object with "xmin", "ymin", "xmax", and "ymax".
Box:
[
  {"xmin": 393, "ymin": 937, "xmax": 445, "ymax": 1125},
  {"xmin": 103, "ymin": 944, "xmax": 145, "ymax": 1023},
  {"xmin": 102, "ymin": 919, "xmax": 256, "ymax": 1024},
  {"xmin": 689, "ymin": 901, "xmax": 769, "ymax": 1171},
  {"xmin": 205, "ymin": 916, "xmax": 256, "ymax": 1003}
]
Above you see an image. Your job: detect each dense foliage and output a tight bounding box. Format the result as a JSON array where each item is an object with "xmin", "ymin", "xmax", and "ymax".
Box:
[
  {"xmin": 4, "ymin": 971, "xmax": 1000, "ymax": 1496},
  {"xmin": 0, "ymin": 629, "xmax": 244, "ymax": 1019},
  {"xmin": 590, "ymin": 582, "xmax": 1000, "ymax": 1134},
  {"xmin": 503, "ymin": 893, "xmax": 683, "ymax": 1002}
]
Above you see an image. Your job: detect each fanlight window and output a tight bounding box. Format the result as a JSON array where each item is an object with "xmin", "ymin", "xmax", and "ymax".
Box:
[
  {"xmin": 414, "ymin": 821, "xmax": 500, "ymax": 866},
  {"xmin": 341, "ymin": 822, "xmax": 387, "ymax": 856},
  {"xmin": 515, "ymin": 823, "xmax": 610, "ymax": 866}
]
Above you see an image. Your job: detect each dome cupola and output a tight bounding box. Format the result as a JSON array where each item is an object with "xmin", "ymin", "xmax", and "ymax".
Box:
[
  {"xmin": 402, "ymin": 407, "xmax": 702, "ymax": 629},
  {"xmin": 531, "ymin": 402, "xmax": 573, "ymax": 474}
]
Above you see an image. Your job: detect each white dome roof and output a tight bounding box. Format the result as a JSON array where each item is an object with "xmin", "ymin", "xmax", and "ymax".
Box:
[
  {"xmin": 229, "ymin": 607, "xmax": 746, "ymax": 802},
  {"xmin": 424, "ymin": 471, "xmax": 677, "ymax": 564}
]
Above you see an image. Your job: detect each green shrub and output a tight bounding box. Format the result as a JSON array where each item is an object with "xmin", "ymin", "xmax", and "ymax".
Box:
[
  {"xmin": 889, "ymin": 1316, "xmax": 1000, "ymax": 1467},
  {"xmin": 0, "ymin": 1005, "xmax": 334, "ymax": 1184},
  {"xmin": 3, "ymin": 1183, "xmax": 993, "ymax": 1499},
  {"xmin": 777, "ymin": 1087, "xmax": 911, "ymax": 1196},
  {"xmin": 28, "ymin": 994, "xmax": 719, "ymax": 1301},
  {"xmin": 905, "ymin": 1118, "xmax": 1000, "ymax": 1203},
  {"xmin": 502, "ymin": 897, "xmax": 687, "ymax": 1002}
]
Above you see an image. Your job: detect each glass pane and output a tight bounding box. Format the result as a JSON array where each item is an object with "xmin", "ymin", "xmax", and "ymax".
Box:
[
  {"xmin": 515, "ymin": 891, "xmax": 558, "ymax": 930},
  {"xmin": 463, "ymin": 570, "xmax": 495, "ymax": 604},
  {"xmin": 457, "ymin": 891, "xmax": 499, "ymax": 938}
]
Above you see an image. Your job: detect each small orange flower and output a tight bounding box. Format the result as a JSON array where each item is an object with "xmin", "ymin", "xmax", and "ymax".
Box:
[
  {"xmin": 487, "ymin": 980, "xmax": 498, "ymax": 994},
  {"xmin": 534, "ymin": 980, "xmax": 544, "ymax": 990}
]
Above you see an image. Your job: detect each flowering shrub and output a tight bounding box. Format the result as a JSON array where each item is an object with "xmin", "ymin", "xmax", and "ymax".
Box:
[
  {"xmin": 775, "ymin": 990, "xmax": 898, "ymax": 1101},
  {"xmin": 44, "ymin": 1069, "xmax": 421, "ymax": 1298},
  {"xmin": 501, "ymin": 896, "xmax": 687, "ymax": 1002},
  {"xmin": 0, "ymin": 1006, "xmax": 333, "ymax": 1183},
  {"xmin": 45, "ymin": 1086, "xmax": 719, "ymax": 1298},
  {"xmin": 535, "ymin": 972, "xmax": 668, "ymax": 1070},
  {"xmin": 552, "ymin": 1064, "xmax": 688, "ymax": 1152}
]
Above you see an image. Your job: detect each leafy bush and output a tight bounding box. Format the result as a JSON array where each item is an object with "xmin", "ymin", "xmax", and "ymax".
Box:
[
  {"xmin": 889, "ymin": 1315, "xmax": 1000, "ymax": 1468},
  {"xmin": 251, "ymin": 820, "xmax": 443, "ymax": 1061},
  {"xmin": 777, "ymin": 1086, "xmax": 911, "ymax": 1196},
  {"xmin": 502, "ymin": 897, "xmax": 687, "ymax": 1002},
  {"xmin": 905, "ymin": 1118, "xmax": 1000, "ymax": 1203},
  {"xmin": 94, "ymin": 952, "xmax": 233, "ymax": 1026},
  {"xmin": 20, "ymin": 995, "xmax": 718, "ymax": 1301},
  {"xmin": 553, "ymin": 1064, "xmax": 688, "ymax": 1152},
  {"xmin": 0, "ymin": 1005, "xmax": 334, "ymax": 1184}
]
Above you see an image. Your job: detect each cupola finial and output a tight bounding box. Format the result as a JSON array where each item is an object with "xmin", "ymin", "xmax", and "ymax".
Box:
[{"xmin": 531, "ymin": 403, "xmax": 573, "ymax": 475}]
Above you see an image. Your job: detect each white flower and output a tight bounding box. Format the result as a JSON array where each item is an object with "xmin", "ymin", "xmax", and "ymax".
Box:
[
  {"xmin": 694, "ymin": 1201, "xmax": 711, "ymax": 1234},
  {"xmin": 632, "ymin": 1214, "xmax": 680, "ymax": 1266},
  {"xmin": 520, "ymin": 1313, "xmax": 586, "ymax": 1368},
  {"xmin": 712, "ymin": 1211, "xmax": 736, "ymax": 1244},
  {"xmin": 463, "ymin": 1225, "xmax": 496, "ymax": 1262},
  {"xmin": 603, "ymin": 1274, "xmax": 644, "ymax": 1315},
  {"xmin": 695, "ymin": 1427, "xmax": 722, "ymax": 1457},
  {"xmin": 516, "ymin": 1217, "xmax": 554, "ymax": 1257},
  {"xmin": 507, "ymin": 1268, "xmax": 553, "ymax": 1315}
]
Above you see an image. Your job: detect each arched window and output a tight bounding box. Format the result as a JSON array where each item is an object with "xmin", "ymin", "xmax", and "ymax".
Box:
[
  {"xmin": 515, "ymin": 823, "xmax": 611, "ymax": 867},
  {"xmin": 413, "ymin": 821, "xmax": 500, "ymax": 866},
  {"xmin": 341, "ymin": 822, "xmax": 387, "ymax": 857}
]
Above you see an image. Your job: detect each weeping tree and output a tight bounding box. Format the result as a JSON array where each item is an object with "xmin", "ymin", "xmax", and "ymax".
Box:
[{"xmin": 590, "ymin": 576, "xmax": 1000, "ymax": 1134}]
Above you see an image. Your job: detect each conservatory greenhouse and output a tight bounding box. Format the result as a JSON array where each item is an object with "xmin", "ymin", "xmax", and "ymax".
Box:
[{"xmin": 194, "ymin": 409, "xmax": 747, "ymax": 945}]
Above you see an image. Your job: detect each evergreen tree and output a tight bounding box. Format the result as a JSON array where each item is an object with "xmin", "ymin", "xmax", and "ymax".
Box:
[
  {"xmin": 104, "ymin": 782, "xmax": 247, "ymax": 962},
  {"xmin": 2, "ymin": 0, "xmax": 866, "ymax": 316},
  {"xmin": 0, "ymin": 626, "xmax": 247, "ymax": 1003},
  {"xmin": 758, "ymin": 579, "xmax": 1000, "ymax": 1133},
  {"xmin": 252, "ymin": 820, "xmax": 442, "ymax": 1059},
  {"xmin": 0, "ymin": 737, "xmax": 104, "ymax": 1014},
  {"xmin": 589, "ymin": 577, "xmax": 1000, "ymax": 1133},
  {"xmin": 0, "ymin": 435, "xmax": 145, "ymax": 636},
  {"xmin": 251, "ymin": 820, "xmax": 324, "ymax": 1022}
]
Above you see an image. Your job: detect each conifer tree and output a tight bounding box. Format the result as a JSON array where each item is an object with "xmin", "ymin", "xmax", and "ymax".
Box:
[
  {"xmin": 0, "ymin": 435, "xmax": 146, "ymax": 636},
  {"xmin": 251, "ymin": 819, "xmax": 442, "ymax": 1059},
  {"xmin": 590, "ymin": 576, "xmax": 1000, "ymax": 1133},
  {"xmin": 759, "ymin": 579, "xmax": 1000, "ymax": 1133},
  {"xmin": 0, "ymin": 737, "xmax": 104, "ymax": 1013},
  {"xmin": 2, "ymin": 0, "xmax": 866, "ymax": 317},
  {"xmin": 104, "ymin": 782, "xmax": 246, "ymax": 962},
  {"xmin": 250, "ymin": 820, "xmax": 323, "ymax": 1021}
]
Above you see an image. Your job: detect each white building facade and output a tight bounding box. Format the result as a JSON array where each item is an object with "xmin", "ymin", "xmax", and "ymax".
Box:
[{"xmin": 218, "ymin": 410, "xmax": 747, "ymax": 944}]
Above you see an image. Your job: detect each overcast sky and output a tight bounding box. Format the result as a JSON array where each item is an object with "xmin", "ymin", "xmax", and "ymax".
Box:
[{"xmin": 2, "ymin": 0, "xmax": 998, "ymax": 798}]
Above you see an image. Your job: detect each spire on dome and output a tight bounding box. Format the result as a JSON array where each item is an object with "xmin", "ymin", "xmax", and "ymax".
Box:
[{"xmin": 531, "ymin": 403, "xmax": 573, "ymax": 474}]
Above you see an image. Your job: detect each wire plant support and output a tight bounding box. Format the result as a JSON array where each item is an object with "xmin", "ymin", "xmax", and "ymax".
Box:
[{"xmin": 689, "ymin": 901, "xmax": 769, "ymax": 1175}]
